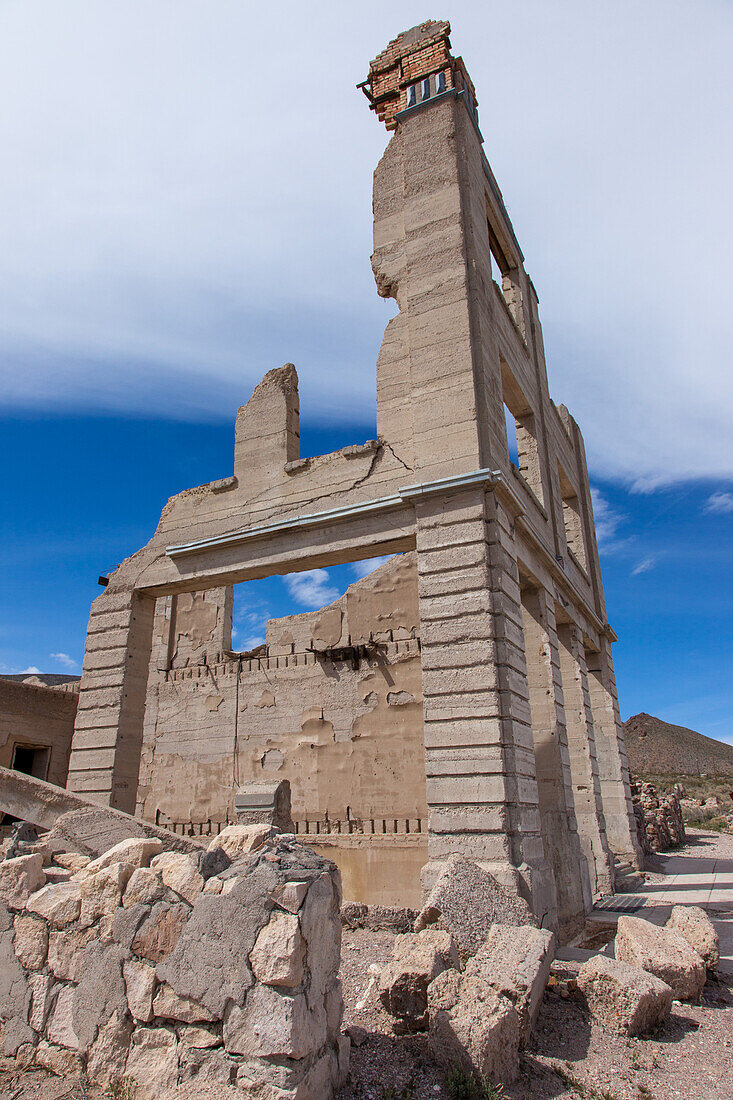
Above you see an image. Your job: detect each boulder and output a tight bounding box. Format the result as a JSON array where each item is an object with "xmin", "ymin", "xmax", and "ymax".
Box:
[
  {"xmin": 47, "ymin": 925, "xmax": 96, "ymax": 982},
  {"xmin": 130, "ymin": 901, "xmax": 190, "ymax": 963},
  {"xmin": 271, "ymin": 879, "xmax": 309, "ymax": 914},
  {"xmin": 378, "ymin": 929, "xmax": 460, "ymax": 1031},
  {"xmin": 28, "ymin": 971, "xmax": 54, "ymax": 1031},
  {"xmin": 223, "ymin": 983, "xmax": 321, "ymax": 1059},
  {"xmin": 428, "ymin": 970, "xmax": 520, "ymax": 1084},
  {"xmin": 77, "ymin": 862, "xmax": 134, "ymax": 928},
  {"xmin": 122, "ymin": 866, "xmax": 171, "ymax": 909},
  {"xmin": 415, "ymin": 854, "xmax": 535, "ymax": 959},
  {"xmin": 82, "ymin": 837, "xmax": 163, "ymax": 875},
  {"xmin": 207, "ymin": 823, "xmax": 273, "ymax": 860},
  {"xmin": 53, "ymin": 853, "xmax": 90, "ymax": 875},
  {"xmin": 25, "ymin": 881, "xmax": 81, "ymax": 928},
  {"xmin": 666, "ymin": 906, "xmax": 720, "ymax": 970},
  {"xmin": 85, "ymin": 1009, "xmax": 133, "ymax": 1088},
  {"xmin": 250, "ymin": 911, "xmax": 306, "ymax": 988},
  {"xmin": 45, "ymin": 984, "xmax": 81, "ymax": 1051},
  {"xmin": 34, "ymin": 1039, "xmax": 81, "ymax": 1077},
  {"xmin": 149, "ymin": 851, "xmax": 203, "ymax": 904},
  {"xmin": 0, "ymin": 904, "xmax": 34, "ymax": 1054},
  {"xmin": 616, "ymin": 915, "xmax": 706, "ymax": 1000},
  {"xmin": 577, "ymin": 955, "xmax": 673, "ymax": 1035},
  {"xmin": 0, "ymin": 854, "xmax": 45, "ymax": 909},
  {"xmin": 465, "ymin": 924, "xmax": 555, "ymax": 1044}
]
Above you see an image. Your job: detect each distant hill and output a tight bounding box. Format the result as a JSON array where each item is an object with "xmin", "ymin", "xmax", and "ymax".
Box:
[{"xmin": 624, "ymin": 712, "xmax": 733, "ymax": 776}]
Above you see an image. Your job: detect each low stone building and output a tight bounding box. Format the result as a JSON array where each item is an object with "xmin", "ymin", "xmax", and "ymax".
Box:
[
  {"xmin": 0, "ymin": 676, "xmax": 79, "ymax": 794},
  {"xmin": 62, "ymin": 21, "xmax": 641, "ymax": 940}
]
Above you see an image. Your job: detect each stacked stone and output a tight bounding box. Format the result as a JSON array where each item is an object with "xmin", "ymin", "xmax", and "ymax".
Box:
[
  {"xmin": 629, "ymin": 777, "xmax": 685, "ymax": 852},
  {"xmin": 0, "ymin": 825, "xmax": 347, "ymax": 1099}
]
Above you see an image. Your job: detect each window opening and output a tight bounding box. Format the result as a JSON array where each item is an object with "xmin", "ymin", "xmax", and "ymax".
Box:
[
  {"xmin": 11, "ymin": 743, "xmax": 50, "ymax": 780},
  {"xmin": 501, "ymin": 363, "xmax": 545, "ymax": 507},
  {"xmin": 558, "ymin": 464, "xmax": 588, "ymax": 570}
]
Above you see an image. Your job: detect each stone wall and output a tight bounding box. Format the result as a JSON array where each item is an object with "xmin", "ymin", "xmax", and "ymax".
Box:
[{"xmin": 0, "ymin": 826, "xmax": 347, "ymax": 1099}]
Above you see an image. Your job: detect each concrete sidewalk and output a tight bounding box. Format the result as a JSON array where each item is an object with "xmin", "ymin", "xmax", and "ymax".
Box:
[{"xmin": 589, "ymin": 830, "xmax": 733, "ymax": 976}]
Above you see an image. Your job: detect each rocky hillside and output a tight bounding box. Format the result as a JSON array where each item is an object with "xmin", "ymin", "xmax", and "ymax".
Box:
[{"xmin": 624, "ymin": 712, "xmax": 733, "ymax": 776}]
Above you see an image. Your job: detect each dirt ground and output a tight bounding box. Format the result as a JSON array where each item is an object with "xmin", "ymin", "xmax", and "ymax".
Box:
[{"xmin": 1, "ymin": 831, "xmax": 732, "ymax": 1100}]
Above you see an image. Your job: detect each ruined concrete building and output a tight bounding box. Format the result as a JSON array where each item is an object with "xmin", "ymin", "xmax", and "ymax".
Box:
[{"xmin": 63, "ymin": 21, "xmax": 641, "ymax": 939}]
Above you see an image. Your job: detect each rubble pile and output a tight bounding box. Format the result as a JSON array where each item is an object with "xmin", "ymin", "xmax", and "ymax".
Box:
[
  {"xmin": 629, "ymin": 776, "xmax": 686, "ymax": 853},
  {"xmin": 0, "ymin": 823, "xmax": 347, "ymax": 1099}
]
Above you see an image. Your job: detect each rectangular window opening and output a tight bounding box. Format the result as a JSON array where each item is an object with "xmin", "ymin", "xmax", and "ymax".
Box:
[
  {"xmin": 501, "ymin": 363, "xmax": 545, "ymax": 507},
  {"xmin": 558, "ymin": 463, "xmax": 588, "ymax": 571}
]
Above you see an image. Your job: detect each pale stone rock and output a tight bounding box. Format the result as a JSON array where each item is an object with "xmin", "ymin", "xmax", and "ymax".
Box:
[
  {"xmin": 271, "ymin": 880, "xmax": 309, "ymax": 913},
  {"xmin": 378, "ymin": 929, "xmax": 459, "ymax": 1030},
  {"xmin": 13, "ymin": 912, "xmax": 48, "ymax": 969},
  {"xmin": 181, "ymin": 1047, "xmax": 237, "ymax": 1087},
  {"xmin": 125, "ymin": 1026, "xmax": 179, "ymax": 1097},
  {"xmin": 149, "ymin": 851, "xmax": 203, "ymax": 904},
  {"xmin": 131, "ymin": 901, "xmax": 190, "ymax": 963},
  {"xmin": 207, "ymin": 824, "xmax": 272, "ymax": 860},
  {"xmin": 0, "ymin": 854, "xmax": 45, "ymax": 909},
  {"xmin": 0, "ymin": 904, "xmax": 33, "ymax": 1054},
  {"xmin": 616, "ymin": 915, "xmax": 707, "ymax": 1001},
  {"xmin": 122, "ymin": 867, "xmax": 170, "ymax": 908},
  {"xmin": 250, "ymin": 912, "xmax": 306, "ymax": 989},
  {"xmin": 82, "ymin": 837, "xmax": 164, "ymax": 875},
  {"xmin": 156, "ymin": 862, "xmax": 279, "ymax": 1016},
  {"xmin": 577, "ymin": 955, "xmax": 673, "ymax": 1036},
  {"xmin": 178, "ymin": 1023, "xmax": 222, "ymax": 1049},
  {"xmin": 78, "ymin": 862, "xmax": 134, "ymax": 928},
  {"xmin": 45, "ymin": 985, "xmax": 80, "ymax": 1050},
  {"xmin": 71, "ymin": 938, "xmax": 130, "ymax": 1054},
  {"xmin": 152, "ymin": 982, "xmax": 217, "ymax": 1023},
  {"xmin": 223, "ymin": 983, "xmax": 321, "ymax": 1059},
  {"xmin": 300, "ymin": 872, "xmax": 341, "ymax": 1001},
  {"xmin": 28, "ymin": 971, "xmax": 54, "ymax": 1031},
  {"xmin": 54, "ymin": 853, "xmax": 90, "ymax": 874},
  {"xmin": 666, "ymin": 906, "xmax": 720, "ymax": 970},
  {"xmin": 465, "ymin": 924, "xmax": 555, "ymax": 1044},
  {"xmin": 43, "ymin": 868, "xmax": 72, "ymax": 886},
  {"xmin": 47, "ymin": 926, "xmax": 95, "ymax": 982},
  {"xmin": 86, "ymin": 1009, "xmax": 133, "ymax": 1088},
  {"xmin": 429, "ymin": 975, "xmax": 520, "ymax": 1084},
  {"xmin": 123, "ymin": 957, "xmax": 157, "ymax": 1023},
  {"xmin": 203, "ymin": 875, "xmax": 223, "ymax": 894},
  {"xmin": 416, "ymin": 854, "xmax": 535, "ymax": 959},
  {"xmin": 26, "ymin": 881, "xmax": 81, "ymax": 928},
  {"xmin": 34, "ymin": 1040, "xmax": 81, "ymax": 1077}
]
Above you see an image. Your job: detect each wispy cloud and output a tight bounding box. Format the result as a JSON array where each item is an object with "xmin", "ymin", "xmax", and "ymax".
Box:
[
  {"xmin": 631, "ymin": 556, "xmax": 657, "ymax": 576},
  {"xmin": 284, "ymin": 569, "xmax": 339, "ymax": 610},
  {"xmin": 350, "ymin": 555, "xmax": 393, "ymax": 580},
  {"xmin": 703, "ymin": 491, "xmax": 733, "ymax": 515},
  {"xmin": 18, "ymin": 666, "xmax": 41, "ymax": 675},
  {"xmin": 590, "ymin": 487, "xmax": 625, "ymax": 550},
  {"xmin": 232, "ymin": 593, "xmax": 270, "ymax": 651},
  {"xmin": 50, "ymin": 651, "xmax": 79, "ymax": 671}
]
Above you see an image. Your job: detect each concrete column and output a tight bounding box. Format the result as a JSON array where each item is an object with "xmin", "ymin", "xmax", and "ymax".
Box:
[
  {"xmin": 66, "ymin": 587, "xmax": 155, "ymax": 814},
  {"xmin": 585, "ymin": 637, "xmax": 643, "ymax": 868},
  {"xmin": 557, "ymin": 623, "xmax": 614, "ymax": 895},
  {"xmin": 416, "ymin": 485, "xmax": 558, "ymax": 929},
  {"xmin": 520, "ymin": 587, "xmax": 591, "ymax": 937}
]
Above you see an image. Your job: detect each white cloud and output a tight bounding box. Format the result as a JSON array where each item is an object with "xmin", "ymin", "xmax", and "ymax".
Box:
[
  {"xmin": 50, "ymin": 652, "xmax": 79, "ymax": 671},
  {"xmin": 284, "ymin": 569, "xmax": 339, "ymax": 610},
  {"xmin": 631, "ymin": 556, "xmax": 657, "ymax": 576},
  {"xmin": 350, "ymin": 555, "xmax": 393, "ymax": 580},
  {"xmin": 231, "ymin": 625, "xmax": 265, "ymax": 651},
  {"xmin": 18, "ymin": 666, "xmax": 41, "ymax": 675},
  {"xmin": 703, "ymin": 491, "xmax": 733, "ymax": 515},
  {"xmin": 590, "ymin": 488, "xmax": 625, "ymax": 550},
  {"xmin": 0, "ymin": 3, "xmax": 731, "ymax": 486}
]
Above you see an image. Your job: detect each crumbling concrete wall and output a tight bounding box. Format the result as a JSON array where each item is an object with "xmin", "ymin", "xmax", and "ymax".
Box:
[
  {"xmin": 135, "ymin": 555, "xmax": 428, "ymax": 906},
  {"xmin": 0, "ymin": 678, "xmax": 79, "ymax": 789},
  {"xmin": 63, "ymin": 20, "xmax": 642, "ymax": 942},
  {"xmin": 0, "ymin": 828, "xmax": 346, "ymax": 1099}
]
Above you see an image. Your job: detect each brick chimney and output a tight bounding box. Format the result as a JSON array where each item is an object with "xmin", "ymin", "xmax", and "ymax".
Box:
[{"xmin": 359, "ymin": 19, "xmax": 478, "ymax": 130}]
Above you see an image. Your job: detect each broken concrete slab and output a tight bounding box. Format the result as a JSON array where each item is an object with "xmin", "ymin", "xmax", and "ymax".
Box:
[
  {"xmin": 666, "ymin": 905, "xmax": 720, "ymax": 971},
  {"xmin": 465, "ymin": 923, "xmax": 555, "ymax": 1045},
  {"xmin": 577, "ymin": 955, "xmax": 673, "ymax": 1036},
  {"xmin": 615, "ymin": 915, "xmax": 706, "ymax": 1001},
  {"xmin": 428, "ymin": 969, "xmax": 520, "ymax": 1084},
  {"xmin": 415, "ymin": 854, "xmax": 536, "ymax": 958},
  {"xmin": 378, "ymin": 929, "xmax": 460, "ymax": 1031}
]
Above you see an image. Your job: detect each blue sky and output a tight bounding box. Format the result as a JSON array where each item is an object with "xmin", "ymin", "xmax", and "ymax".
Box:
[{"xmin": 1, "ymin": 2, "xmax": 732, "ymax": 744}]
